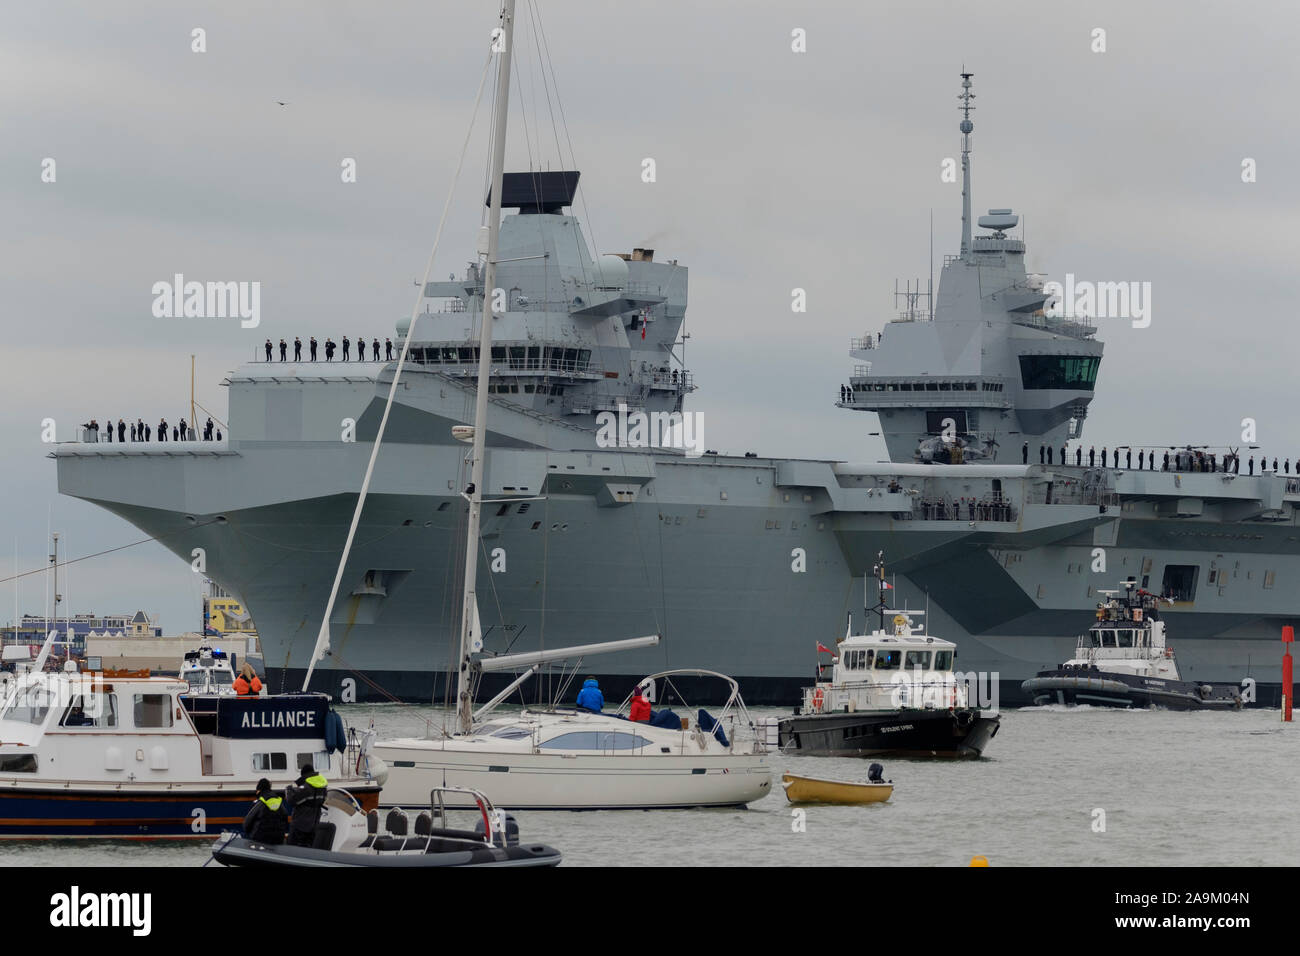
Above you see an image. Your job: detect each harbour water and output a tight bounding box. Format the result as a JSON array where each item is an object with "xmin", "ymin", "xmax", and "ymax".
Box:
[{"xmin": 1, "ymin": 704, "xmax": 1295, "ymax": 867}]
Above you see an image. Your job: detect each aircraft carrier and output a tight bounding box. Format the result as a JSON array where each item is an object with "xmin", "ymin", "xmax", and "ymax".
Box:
[{"xmin": 52, "ymin": 75, "xmax": 1299, "ymax": 705}]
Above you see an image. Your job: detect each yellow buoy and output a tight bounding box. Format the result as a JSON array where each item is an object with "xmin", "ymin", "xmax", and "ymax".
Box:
[{"xmin": 969, "ymin": 855, "xmax": 989, "ymax": 867}]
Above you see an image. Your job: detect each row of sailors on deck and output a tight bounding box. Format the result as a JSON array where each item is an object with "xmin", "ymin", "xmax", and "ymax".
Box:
[
  {"xmin": 1023, "ymin": 442, "xmax": 1290, "ymax": 475},
  {"xmin": 917, "ymin": 497, "xmax": 1013, "ymax": 522},
  {"xmin": 263, "ymin": 337, "xmax": 395, "ymax": 362},
  {"xmin": 81, "ymin": 418, "xmax": 220, "ymax": 443}
]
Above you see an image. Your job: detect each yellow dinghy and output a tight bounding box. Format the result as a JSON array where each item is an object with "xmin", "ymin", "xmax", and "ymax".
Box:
[{"xmin": 781, "ymin": 772, "xmax": 892, "ymax": 805}]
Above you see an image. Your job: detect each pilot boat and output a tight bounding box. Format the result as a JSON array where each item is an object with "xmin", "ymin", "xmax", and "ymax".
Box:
[
  {"xmin": 1021, "ymin": 583, "xmax": 1245, "ymax": 710},
  {"xmin": 0, "ymin": 648, "xmax": 385, "ymax": 838},
  {"xmin": 777, "ymin": 558, "xmax": 1000, "ymax": 758},
  {"xmin": 210, "ymin": 785, "xmax": 560, "ymax": 868}
]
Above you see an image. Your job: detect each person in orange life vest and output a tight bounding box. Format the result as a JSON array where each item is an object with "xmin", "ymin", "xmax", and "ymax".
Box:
[
  {"xmin": 233, "ymin": 662, "xmax": 263, "ymax": 697},
  {"xmin": 629, "ymin": 684, "xmax": 651, "ymax": 722}
]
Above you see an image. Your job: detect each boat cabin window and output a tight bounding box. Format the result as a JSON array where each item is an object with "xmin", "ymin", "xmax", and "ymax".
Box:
[
  {"xmin": 0, "ymin": 754, "xmax": 37, "ymax": 773},
  {"xmin": 538, "ymin": 731, "xmax": 654, "ymax": 751},
  {"xmin": 480, "ymin": 724, "xmax": 532, "ymax": 740},
  {"xmin": 1087, "ymin": 630, "xmax": 1102, "ymax": 648},
  {"xmin": 933, "ymin": 650, "xmax": 953, "ymax": 670},
  {"xmin": 1097, "ymin": 630, "xmax": 1116, "ymax": 647},
  {"xmin": 296, "ymin": 751, "xmax": 328, "ymax": 771},
  {"xmin": 132, "ymin": 694, "xmax": 174, "ymax": 728},
  {"xmin": 59, "ymin": 693, "xmax": 117, "ymax": 728},
  {"xmin": 253, "ymin": 753, "xmax": 288, "ymax": 771},
  {"xmin": 1117, "ymin": 630, "xmax": 1134, "ymax": 648},
  {"xmin": 843, "ymin": 649, "xmax": 871, "ymax": 670},
  {"xmin": 873, "ymin": 650, "xmax": 902, "ymax": 670},
  {"xmin": 904, "ymin": 650, "xmax": 931, "ymax": 669}
]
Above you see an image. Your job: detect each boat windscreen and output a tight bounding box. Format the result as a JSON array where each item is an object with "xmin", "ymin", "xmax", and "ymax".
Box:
[
  {"xmin": 1, "ymin": 681, "xmax": 51, "ymax": 724},
  {"xmin": 873, "ymin": 650, "xmax": 902, "ymax": 670}
]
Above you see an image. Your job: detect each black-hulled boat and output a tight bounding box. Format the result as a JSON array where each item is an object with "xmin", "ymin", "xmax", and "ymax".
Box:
[
  {"xmin": 1021, "ymin": 583, "xmax": 1244, "ymax": 710},
  {"xmin": 210, "ymin": 786, "xmax": 561, "ymax": 868},
  {"xmin": 777, "ymin": 557, "xmax": 1000, "ymax": 758}
]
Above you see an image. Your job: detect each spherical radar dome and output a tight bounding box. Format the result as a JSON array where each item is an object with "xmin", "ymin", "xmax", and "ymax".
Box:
[{"xmin": 592, "ymin": 254, "xmax": 629, "ymax": 291}]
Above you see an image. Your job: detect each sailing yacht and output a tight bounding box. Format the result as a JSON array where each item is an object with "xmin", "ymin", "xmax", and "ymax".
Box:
[
  {"xmin": 375, "ymin": 668, "xmax": 771, "ymax": 810},
  {"xmin": 302, "ymin": 0, "xmax": 770, "ymax": 810}
]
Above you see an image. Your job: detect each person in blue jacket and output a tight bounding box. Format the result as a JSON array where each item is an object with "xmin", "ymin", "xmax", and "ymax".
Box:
[{"xmin": 575, "ymin": 677, "xmax": 604, "ymax": 712}]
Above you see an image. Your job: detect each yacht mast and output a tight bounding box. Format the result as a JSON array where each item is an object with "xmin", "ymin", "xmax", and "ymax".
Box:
[{"xmin": 457, "ymin": 0, "xmax": 516, "ymax": 735}]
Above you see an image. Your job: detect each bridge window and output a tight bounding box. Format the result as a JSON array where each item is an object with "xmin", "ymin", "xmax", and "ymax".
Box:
[
  {"xmin": 934, "ymin": 650, "xmax": 953, "ymax": 670},
  {"xmin": 873, "ymin": 650, "xmax": 902, "ymax": 670},
  {"xmin": 1117, "ymin": 630, "xmax": 1134, "ymax": 648},
  {"xmin": 904, "ymin": 650, "xmax": 931, "ymax": 669},
  {"xmin": 1018, "ymin": 355, "xmax": 1100, "ymax": 390}
]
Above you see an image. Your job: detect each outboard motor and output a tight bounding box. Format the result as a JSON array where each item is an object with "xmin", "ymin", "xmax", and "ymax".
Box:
[
  {"xmin": 475, "ymin": 813, "xmax": 519, "ymax": 847},
  {"xmin": 868, "ymin": 763, "xmax": 885, "ymax": 784}
]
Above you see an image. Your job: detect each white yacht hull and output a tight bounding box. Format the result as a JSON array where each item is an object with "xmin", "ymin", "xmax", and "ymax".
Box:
[{"xmin": 374, "ymin": 740, "xmax": 771, "ymax": 810}]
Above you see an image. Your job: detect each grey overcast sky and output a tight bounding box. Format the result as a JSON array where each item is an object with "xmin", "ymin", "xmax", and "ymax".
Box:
[{"xmin": 2, "ymin": 0, "xmax": 1297, "ymax": 634}]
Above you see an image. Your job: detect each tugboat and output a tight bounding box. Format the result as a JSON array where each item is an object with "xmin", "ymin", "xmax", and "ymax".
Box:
[
  {"xmin": 1021, "ymin": 583, "xmax": 1244, "ymax": 710},
  {"xmin": 777, "ymin": 557, "xmax": 1000, "ymax": 758}
]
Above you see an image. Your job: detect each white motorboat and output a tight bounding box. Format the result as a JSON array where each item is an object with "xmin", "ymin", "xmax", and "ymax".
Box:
[
  {"xmin": 179, "ymin": 639, "xmax": 237, "ymax": 696},
  {"xmin": 0, "ymin": 636, "xmax": 385, "ymax": 838},
  {"xmin": 375, "ymin": 670, "xmax": 771, "ymax": 810}
]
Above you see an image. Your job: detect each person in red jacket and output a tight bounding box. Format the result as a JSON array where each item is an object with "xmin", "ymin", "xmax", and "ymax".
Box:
[
  {"xmin": 233, "ymin": 663, "xmax": 263, "ymax": 697},
  {"xmin": 629, "ymin": 684, "xmax": 651, "ymax": 722}
]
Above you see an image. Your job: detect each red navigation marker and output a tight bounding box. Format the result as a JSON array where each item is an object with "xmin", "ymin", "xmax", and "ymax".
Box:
[{"xmin": 1283, "ymin": 626, "xmax": 1294, "ymax": 723}]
